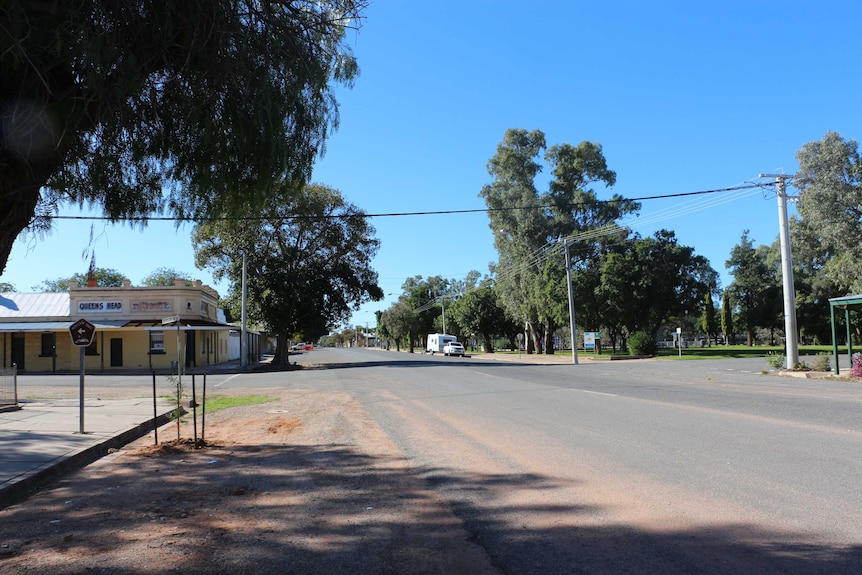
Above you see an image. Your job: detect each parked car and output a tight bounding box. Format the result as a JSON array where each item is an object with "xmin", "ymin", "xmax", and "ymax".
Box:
[{"xmin": 443, "ymin": 341, "xmax": 465, "ymax": 357}]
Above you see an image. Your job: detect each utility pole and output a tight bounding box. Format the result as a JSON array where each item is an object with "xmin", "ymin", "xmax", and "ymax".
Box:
[
  {"xmin": 564, "ymin": 239, "xmax": 579, "ymax": 365},
  {"xmin": 760, "ymin": 173, "xmax": 798, "ymax": 369},
  {"xmin": 241, "ymin": 251, "xmax": 248, "ymax": 369}
]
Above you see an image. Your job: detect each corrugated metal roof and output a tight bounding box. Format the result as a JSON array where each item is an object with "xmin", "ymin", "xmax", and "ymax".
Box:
[{"xmin": 0, "ymin": 293, "xmax": 70, "ymax": 318}]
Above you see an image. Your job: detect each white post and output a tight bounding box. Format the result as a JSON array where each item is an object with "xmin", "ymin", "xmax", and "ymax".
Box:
[
  {"xmin": 760, "ymin": 174, "xmax": 799, "ymax": 368},
  {"xmin": 777, "ymin": 177, "xmax": 799, "ymax": 368},
  {"xmin": 241, "ymin": 252, "xmax": 248, "ymax": 369}
]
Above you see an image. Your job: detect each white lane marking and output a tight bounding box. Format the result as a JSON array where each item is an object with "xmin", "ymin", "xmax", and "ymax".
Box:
[
  {"xmin": 572, "ymin": 389, "xmax": 619, "ymax": 397},
  {"xmin": 214, "ymin": 374, "xmax": 241, "ymax": 387}
]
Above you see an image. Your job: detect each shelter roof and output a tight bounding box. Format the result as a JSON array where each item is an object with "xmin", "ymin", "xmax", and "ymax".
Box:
[{"xmin": 828, "ymin": 294, "xmax": 862, "ymax": 309}]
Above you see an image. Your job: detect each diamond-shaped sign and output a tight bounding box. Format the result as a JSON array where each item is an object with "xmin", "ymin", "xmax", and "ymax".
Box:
[{"xmin": 69, "ymin": 318, "xmax": 96, "ymax": 347}]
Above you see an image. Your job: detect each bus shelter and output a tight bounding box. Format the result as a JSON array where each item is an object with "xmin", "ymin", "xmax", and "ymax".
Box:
[{"xmin": 829, "ymin": 294, "xmax": 862, "ymax": 375}]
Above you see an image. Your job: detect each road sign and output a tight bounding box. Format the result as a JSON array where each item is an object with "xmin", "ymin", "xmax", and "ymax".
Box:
[
  {"xmin": 69, "ymin": 318, "xmax": 96, "ymax": 347},
  {"xmin": 162, "ymin": 315, "xmax": 180, "ymax": 325}
]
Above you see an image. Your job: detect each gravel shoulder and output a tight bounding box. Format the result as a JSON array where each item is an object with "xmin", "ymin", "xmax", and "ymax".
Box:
[{"xmin": 0, "ymin": 389, "xmax": 499, "ymax": 574}]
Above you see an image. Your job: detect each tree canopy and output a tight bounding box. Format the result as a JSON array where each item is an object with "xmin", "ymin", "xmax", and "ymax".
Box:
[
  {"xmin": 34, "ymin": 267, "xmax": 127, "ymax": 291},
  {"xmin": 192, "ymin": 181, "xmax": 383, "ymax": 366},
  {"xmin": 795, "ymin": 131, "xmax": 862, "ymax": 293},
  {"xmin": 480, "ymin": 128, "xmax": 635, "ymax": 354},
  {"xmin": 0, "ymin": 0, "xmax": 366, "ymax": 275},
  {"xmin": 449, "ymin": 285, "xmax": 517, "ymax": 353},
  {"xmin": 725, "ymin": 231, "xmax": 781, "ymax": 345},
  {"xmin": 140, "ymin": 267, "xmax": 194, "ymax": 287},
  {"xmin": 598, "ymin": 230, "xmax": 717, "ymax": 340}
]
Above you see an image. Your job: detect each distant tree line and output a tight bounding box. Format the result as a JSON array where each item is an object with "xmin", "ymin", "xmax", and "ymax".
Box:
[{"xmin": 371, "ymin": 129, "xmax": 862, "ymax": 354}]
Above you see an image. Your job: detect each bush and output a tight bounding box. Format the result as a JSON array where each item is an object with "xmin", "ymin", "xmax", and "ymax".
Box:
[
  {"xmin": 628, "ymin": 331, "xmax": 657, "ymax": 356},
  {"xmin": 810, "ymin": 352, "xmax": 832, "ymax": 372},
  {"xmin": 852, "ymin": 353, "xmax": 862, "ymax": 378},
  {"xmin": 765, "ymin": 352, "xmax": 785, "ymax": 370}
]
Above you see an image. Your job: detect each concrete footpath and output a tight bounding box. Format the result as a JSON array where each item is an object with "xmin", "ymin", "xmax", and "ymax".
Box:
[{"xmin": 0, "ymin": 397, "xmax": 177, "ymax": 509}]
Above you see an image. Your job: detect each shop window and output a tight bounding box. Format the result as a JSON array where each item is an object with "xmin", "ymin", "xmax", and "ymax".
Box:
[
  {"xmin": 40, "ymin": 333, "xmax": 55, "ymax": 357},
  {"xmin": 150, "ymin": 331, "xmax": 165, "ymax": 354},
  {"xmin": 85, "ymin": 339, "xmax": 98, "ymax": 356}
]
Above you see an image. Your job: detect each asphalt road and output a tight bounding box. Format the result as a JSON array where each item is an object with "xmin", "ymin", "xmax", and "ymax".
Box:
[{"xmin": 18, "ymin": 349, "xmax": 862, "ymax": 573}]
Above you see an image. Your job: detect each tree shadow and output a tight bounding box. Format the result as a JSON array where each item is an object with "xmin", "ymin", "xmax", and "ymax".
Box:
[{"xmin": 2, "ymin": 441, "xmax": 860, "ymax": 574}]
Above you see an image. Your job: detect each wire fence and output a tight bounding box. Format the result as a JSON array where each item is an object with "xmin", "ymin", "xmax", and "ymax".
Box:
[{"xmin": 0, "ymin": 365, "xmax": 18, "ymax": 408}]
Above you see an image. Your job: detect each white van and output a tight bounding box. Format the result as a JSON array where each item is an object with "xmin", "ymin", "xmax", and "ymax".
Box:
[{"xmin": 426, "ymin": 333, "xmax": 458, "ymax": 354}]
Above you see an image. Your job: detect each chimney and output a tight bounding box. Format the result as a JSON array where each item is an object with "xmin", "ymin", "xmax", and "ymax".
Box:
[{"xmin": 86, "ymin": 253, "xmax": 97, "ymax": 287}]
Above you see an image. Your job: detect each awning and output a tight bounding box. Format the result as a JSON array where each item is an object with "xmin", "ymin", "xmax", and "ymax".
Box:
[
  {"xmin": 0, "ymin": 320, "xmax": 127, "ymax": 332},
  {"xmin": 144, "ymin": 319, "xmax": 239, "ymax": 332}
]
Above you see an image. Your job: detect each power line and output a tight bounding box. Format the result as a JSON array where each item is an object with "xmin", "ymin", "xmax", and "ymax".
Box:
[{"xmin": 47, "ymin": 183, "xmax": 768, "ymax": 223}]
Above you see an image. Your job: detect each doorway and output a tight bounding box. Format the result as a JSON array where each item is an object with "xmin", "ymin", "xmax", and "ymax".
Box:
[
  {"xmin": 110, "ymin": 338, "xmax": 123, "ymax": 367},
  {"xmin": 185, "ymin": 330, "xmax": 196, "ymax": 368},
  {"xmin": 10, "ymin": 334, "xmax": 24, "ymax": 370}
]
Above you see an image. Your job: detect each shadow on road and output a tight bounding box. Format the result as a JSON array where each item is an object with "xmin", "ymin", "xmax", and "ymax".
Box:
[{"xmin": 2, "ymin": 440, "xmax": 859, "ymax": 574}]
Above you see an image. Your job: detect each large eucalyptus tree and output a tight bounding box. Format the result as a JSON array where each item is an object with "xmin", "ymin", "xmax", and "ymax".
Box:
[
  {"xmin": 1, "ymin": 0, "xmax": 365, "ymax": 274},
  {"xmin": 192, "ymin": 182, "xmax": 382, "ymax": 367},
  {"xmin": 480, "ymin": 128, "xmax": 635, "ymax": 353}
]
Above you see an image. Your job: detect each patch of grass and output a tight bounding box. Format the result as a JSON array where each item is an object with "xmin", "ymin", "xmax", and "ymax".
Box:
[
  {"xmin": 655, "ymin": 345, "xmax": 834, "ymax": 361},
  {"xmin": 201, "ymin": 394, "xmax": 278, "ymax": 414}
]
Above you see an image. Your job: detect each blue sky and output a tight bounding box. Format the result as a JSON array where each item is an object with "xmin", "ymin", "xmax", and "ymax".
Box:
[{"xmin": 3, "ymin": 0, "xmax": 861, "ymax": 331}]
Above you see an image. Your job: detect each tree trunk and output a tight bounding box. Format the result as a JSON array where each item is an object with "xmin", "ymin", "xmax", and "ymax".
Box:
[
  {"xmin": 543, "ymin": 317, "xmax": 555, "ymax": 354},
  {"xmin": 272, "ymin": 334, "xmax": 291, "ymax": 367},
  {"xmin": 482, "ymin": 334, "xmax": 493, "ymax": 353},
  {"xmin": 527, "ymin": 321, "xmax": 542, "ymax": 355},
  {"xmin": 0, "ymin": 163, "xmax": 45, "ymax": 275}
]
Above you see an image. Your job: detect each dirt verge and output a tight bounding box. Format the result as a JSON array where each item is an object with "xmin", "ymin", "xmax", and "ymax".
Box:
[{"xmin": 0, "ymin": 390, "xmax": 499, "ymax": 574}]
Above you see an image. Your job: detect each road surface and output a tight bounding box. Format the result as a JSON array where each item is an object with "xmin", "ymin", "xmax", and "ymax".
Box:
[{"xmin": 18, "ymin": 348, "xmax": 862, "ymax": 573}]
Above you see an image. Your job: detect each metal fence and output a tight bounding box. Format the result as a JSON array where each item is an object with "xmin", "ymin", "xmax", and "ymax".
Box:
[{"xmin": 0, "ymin": 365, "xmax": 17, "ymax": 408}]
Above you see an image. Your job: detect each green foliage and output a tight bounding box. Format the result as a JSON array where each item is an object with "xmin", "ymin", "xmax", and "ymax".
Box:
[
  {"xmin": 0, "ymin": 282, "xmax": 15, "ymax": 292},
  {"xmin": 480, "ymin": 128, "xmax": 633, "ymax": 354},
  {"xmin": 193, "ymin": 181, "xmax": 382, "ymax": 366},
  {"xmin": 655, "ymin": 344, "xmax": 833, "ymax": 360},
  {"xmin": 598, "ymin": 230, "xmax": 717, "ymax": 338},
  {"xmin": 450, "ymin": 285, "xmax": 517, "ymax": 353},
  {"xmin": 720, "ymin": 290, "xmax": 734, "ymax": 344},
  {"xmin": 795, "ymin": 132, "xmax": 862, "ymax": 293},
  {"xmin": 34, "ymin": 267, "xmax": 127, "ymax": 291},
  {"xmin": 810, "ymin": 352, "xmax": 832, "ymax": 372},
  {"xmin": 726, "ymin": 231, "xmax": 781, "ymax": 346},
  {"xmin": 765, "ymin": 352, "xmax": 785, "ymax": 370},
  {"xmin": 0, "ymin": 0, "xmax": 366, "ymax": 275},
  {"xmin": 700, "ymin": 292, "xmax": 717, "ymax": 345},
  {"xmin": 140, "ymin": 267, "xmax": 194, "ymax": 287},
  {"xmin": 627, "ymin": 331, "xmax": 657, "ymax": 356},
  {"xmin": 202, "ymin": 395, "xmax": 277, "ymax": 414},
  {"xmin": 379, "ymin": 300, "xmax": 418, "ymax": 352},
  {"xmin": 401, "ymin": 275, "xmax": 454, "ymax": 338}
]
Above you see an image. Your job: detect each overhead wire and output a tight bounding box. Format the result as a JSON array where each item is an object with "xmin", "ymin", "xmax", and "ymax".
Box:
[{"xmin": 47, "ymin": 183, "xmax": 768, "ymax": 223}]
